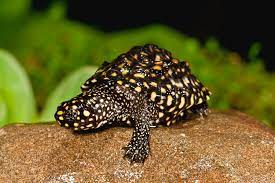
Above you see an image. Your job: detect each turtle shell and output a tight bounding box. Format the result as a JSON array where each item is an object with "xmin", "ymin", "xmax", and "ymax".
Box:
[{"xmin": 81, "ymin": 44, "xmax": 211, "ymax": 121}]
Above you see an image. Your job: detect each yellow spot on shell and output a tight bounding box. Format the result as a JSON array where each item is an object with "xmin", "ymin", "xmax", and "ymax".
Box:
[
  {"xmin": 72, "ymin": 105, "xmax": 77, "ymax": 110},
  {"xmin": 117, "ymin": 80, "xmax": 123, "ymax": 85},
  {"xmin": 59, "ymin": 116, "xmax": 64, "ymax": 121},
  {"xmin": 155, "ymin": 55, "xmax": 161, "ymax": 61},
  {"xmin": 83, "ymin": 110, "xmax": 90, "ymax": 117},
  {"xmin": 86, "ymin": 124, "xmax": 93, "ymax": 128},
  {"xmin": 91, "ymin": 79, "xmax": 97, "ymax": 83},
  {"xmin": 118, "ymin": 63, "xmax": 125, "ymax": 68},
  {"xmin": 186, "ymin": 62, "xmax": 190, "ymax": 67},
  {"xmin": 168, "ymin": 69, "xmax": 173, "ymax": 76},
  {"xmin": 172, "ymin": 59, "xmax": 179, "ymax": 64},
  {"xmin": 179, "ymin": 97, "xmax": 185, "ymax": 109},
  {"xmin": 183, "ymin": 77, "xmax": 190, "ymax": 85},
  {"xmin": 111, "ymin": 72, "xmax": 117, "ymax": 77},
  {"xmin": 206, "ymin": 95, "xmax": 210, "ymax": 100},
  {"xmin": 140, "ymin": 51, "xmax": 148, "ymax": 56},
  {"xmin": 129, "ymin": 79, "xmax": 136, "ymax": 83},
  {"xmin": 153, "ymin": 65, "xmax": 162, "ymax": 70},
  {"xmin": 74, "ymin": 123, "xmax": 79, "ymax": 127},
  {"xmin": 150, "ymin": 82, "xmax": 157, "ymax": 87},
  {"xmin": 134, "ymin": 73, "xmax": 145, "ymax": 78},
  {"xmin": 143, "ymin": 82, "xmax": 149, "ymax": 88},
  {"xmin": 161, "ymin": 88, "xmax": 166, "ymax": 93},
  {"xmin": 135, "ymin": 86, "xmax": 142, "ymax": 92},
  {"xmin": 175, "ymin": 82, "xmax": 184, "ymax": 88},
  {"xmin": 126, "ymin": 60, "xmax": 132, "ymax": 65},
  {"xmin": 168, "ymin": 107, "xmax": 176, "ymax": 112},
  {"xmin": 57, "ymin": 111, "xmax": 63, "ymax": 115},
  {"xmin": 189, "ymin": 94, "xmax": 195, "ymax": 107},
  {"xmin": 159, "ymin": 112, "xmax": 164, "ymax": 118},
  {"xmin": 155, "ymin": 61, "xmax": 163, "ymax": 65},
  {"xmin": 121, "ymin": 69, "xmax": 128, "ymax": 75},
  {"xmin": 77, "ymin": 117, "xmax": 80, "ymax": 120},
  {"xmin": 65, "ymin": 123, "xmax": 69, "ymax": 127},
  {"xmin": 167, "ymin": 95, "xmax": 173, "ymax": 106},
  {"xmin": 198, "ymin": 98, "xmax": 203, "ymax": 104},
  {"xmin": 166, "ymin": 84, "xmax": 172, "ymax": 90},
  {"xmin": 150, "ymin": 92, "xmax": 157, "ymax": 101}
]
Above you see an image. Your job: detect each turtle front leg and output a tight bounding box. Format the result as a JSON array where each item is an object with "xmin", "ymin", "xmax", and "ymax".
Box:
[
  {"xmin": 123, "ymin": 120, "xmax": 150, "ymax": 163},
  {"xmin": 190, "ymin": 101, "xmax": 209, "ymax": 117}
]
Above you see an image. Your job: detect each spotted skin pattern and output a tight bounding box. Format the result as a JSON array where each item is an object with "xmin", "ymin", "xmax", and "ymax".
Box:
[{"xmin": 55, "ymin": 44, "xmax": 211, "ymax": 163}]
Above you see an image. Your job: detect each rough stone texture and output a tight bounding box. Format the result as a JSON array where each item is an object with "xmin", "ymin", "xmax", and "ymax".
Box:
[{"xmin": 0, "ymin": 110, "xmax": 274, "ymax": 183}]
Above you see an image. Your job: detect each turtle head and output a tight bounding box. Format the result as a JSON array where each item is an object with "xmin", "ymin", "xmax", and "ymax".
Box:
[{"xmin": 54, "ymin": 92, "xmax": 112, "ymax": 131}]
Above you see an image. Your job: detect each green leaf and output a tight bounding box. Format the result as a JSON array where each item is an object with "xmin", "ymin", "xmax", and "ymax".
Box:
[
  {"xmin": 0, "ymin": 49, "xmax": 37, "ymax": 127},
  {"xmin": 0, "ymin": 95, "xmax": 7, "ymax": 122},
  {"xmin": 40, "ymin": 66, "xmax": 98, "ymax": 122}
]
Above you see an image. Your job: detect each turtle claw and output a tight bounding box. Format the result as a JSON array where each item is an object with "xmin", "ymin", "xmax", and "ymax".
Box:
[{"xmin": 123, "ymin": 142, "xmax": 150, "ymax": 164}]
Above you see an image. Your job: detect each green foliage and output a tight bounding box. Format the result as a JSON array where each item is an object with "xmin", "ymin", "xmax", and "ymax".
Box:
[
  {"xmin": 40, "ymin": 66, "xmax": 97, "ymax": 121},
  {"xmin": 0, "ymin": 0, "xmax": 30, "ymax": 21},
  {"xmin": 0, "ymin": 2, "xmax": 274, "ymax": 128},
  {"xmin": 0, "ymin": 50, "xmax": 37, "ymax": 127},
  {"xmin": 248, "ymin": 42, "xmax": 262, "ymax": 62},
  {"xmin": 4, "ymin": 10, "xmax": 104, "ymax": 109}
]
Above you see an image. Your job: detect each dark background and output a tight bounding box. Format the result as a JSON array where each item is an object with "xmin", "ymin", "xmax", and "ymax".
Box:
[{"xmin": 32, "ymin": 0, "xmax": 274, "ymax": 72}]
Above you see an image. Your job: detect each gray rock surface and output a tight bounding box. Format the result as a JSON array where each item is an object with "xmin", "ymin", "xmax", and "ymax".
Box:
[{"xmin": 0, "ymin": 110, "xmax": 274, "ymax": 182}]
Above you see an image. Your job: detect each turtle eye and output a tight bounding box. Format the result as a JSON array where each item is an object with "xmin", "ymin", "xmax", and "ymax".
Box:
[{"xmin": 64, "ymin": 108, "xmax": 78, "ymax": 123}]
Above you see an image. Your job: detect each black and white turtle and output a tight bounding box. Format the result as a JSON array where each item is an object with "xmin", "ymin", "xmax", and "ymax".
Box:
[{"xmin": 55, "ymin": 44, "xmax": 211, "ymax": 163}]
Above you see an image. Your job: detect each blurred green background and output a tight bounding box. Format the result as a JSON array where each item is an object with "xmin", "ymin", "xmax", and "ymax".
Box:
[{"xmin": 0, "ymin": 1, "xmax": 274, "ymax": 128}]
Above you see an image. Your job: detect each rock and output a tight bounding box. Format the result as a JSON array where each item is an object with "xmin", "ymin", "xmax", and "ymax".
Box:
[{"xmin": 0, "ymin": 110, "xmax": 274, "ymax": 182}]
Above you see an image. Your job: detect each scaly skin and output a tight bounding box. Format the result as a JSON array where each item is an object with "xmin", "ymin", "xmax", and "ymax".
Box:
[{"xmin": 55, "ymin": 44, "xmax": 211, "ymax": 163}]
